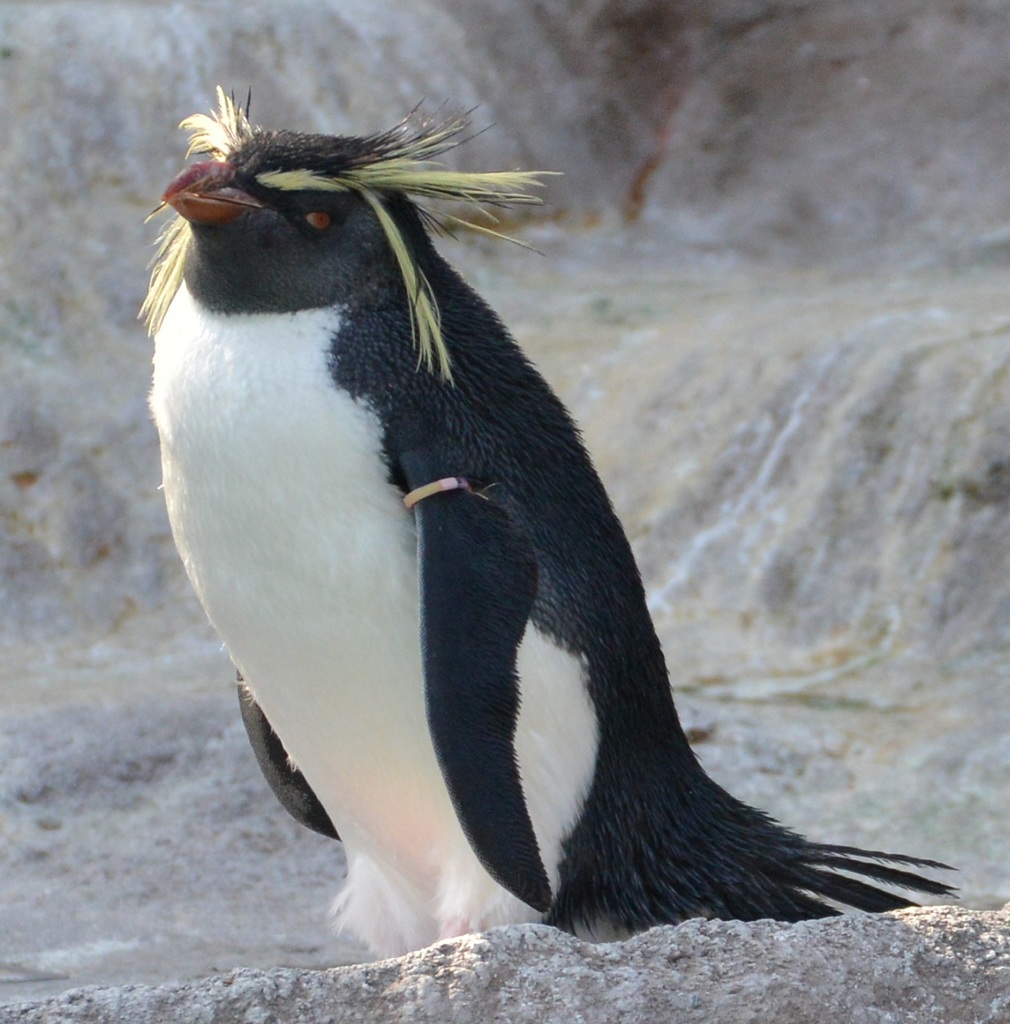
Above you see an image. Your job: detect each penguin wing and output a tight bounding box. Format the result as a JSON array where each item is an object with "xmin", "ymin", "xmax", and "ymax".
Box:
[
  {"xmin": 405, "ymin": 460, "xmax": 552, "ymax": 914},
  {"xmin": 237, "ymin": 682, "xmax": 340, "ymax": 841}
]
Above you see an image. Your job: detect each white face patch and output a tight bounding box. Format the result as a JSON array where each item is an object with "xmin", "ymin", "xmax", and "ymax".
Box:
[{"xmin": 151, "ymin": 285, "xmax": 599, "ymax": 957}]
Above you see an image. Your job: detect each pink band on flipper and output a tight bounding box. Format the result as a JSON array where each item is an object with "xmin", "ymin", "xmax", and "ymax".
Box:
[{"xmin": 403, "ymin": 476, "xmax": 472, "ymax": 509}]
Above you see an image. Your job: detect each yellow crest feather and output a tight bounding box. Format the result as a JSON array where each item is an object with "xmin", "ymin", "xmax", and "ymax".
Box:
[
  {"xmin": 139, "ymin": 214, "xmax": 189, "ymax": 337},
  {"xmin": 181, "ymin": 86, "xmax": 255, "ymax": 160}
]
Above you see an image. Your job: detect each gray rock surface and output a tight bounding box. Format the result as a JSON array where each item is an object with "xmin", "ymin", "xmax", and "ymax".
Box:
[
  {"xmin": 0, "ymin": 693, "xmax": 361, "ymax": 1007},
  {"xmin": 4, "ymin": 906, "xmax": 1009, "ymax": 1024},
  {"xmin": 437, "ymin": 0, "xmax": 1010, "ymax": 261},
  {"xmin": 3, "ymin": 0, "xmax": 1010, "ymax": 1021}
]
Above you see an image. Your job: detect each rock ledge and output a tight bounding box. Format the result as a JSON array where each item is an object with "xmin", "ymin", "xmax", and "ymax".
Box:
[{"xmin": 4, "ymin": 905, "xmax": 1009, "ymax": 1024}]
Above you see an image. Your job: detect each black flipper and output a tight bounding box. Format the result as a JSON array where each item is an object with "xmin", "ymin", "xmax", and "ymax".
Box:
[
  {"xmin": 408, "ymin": 470, "xmax": 551, "ymax": 914},
  {"xmin": 237, "ymin": 682, "xmax": 340, "ymax": 841}
]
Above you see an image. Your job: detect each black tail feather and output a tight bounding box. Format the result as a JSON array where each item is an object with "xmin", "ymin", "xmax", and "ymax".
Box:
[
  {"xmin": 808, "ymin": 843, "xmax": 954, "ymax": 874},
  {"xmin": 804, "ymin": 845, "xmax": 957, "ymax": 901},
  {"xmin": 791, "ymin": 863, "xmax": 932, "ymax": 914}
]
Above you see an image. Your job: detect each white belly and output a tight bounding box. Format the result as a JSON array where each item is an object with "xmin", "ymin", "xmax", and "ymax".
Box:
[{"xmin": 150, "ymin": 285, "xmax": 598, "ymax": 957}]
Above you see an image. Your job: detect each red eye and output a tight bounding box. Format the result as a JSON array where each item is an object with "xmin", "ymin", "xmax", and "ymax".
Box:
[{"xmin": 305, "ymin": 211, "xmax": 332, "ymax": 230}]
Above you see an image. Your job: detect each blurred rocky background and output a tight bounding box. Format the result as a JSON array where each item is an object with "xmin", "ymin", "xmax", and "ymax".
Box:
[{"xmin": 1, "ymin": 0, "xmax": 1009, "ymax": 1019}]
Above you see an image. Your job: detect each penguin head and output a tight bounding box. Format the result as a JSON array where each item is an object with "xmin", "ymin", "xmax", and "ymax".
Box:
[
  {"xmin": 143, "ymin": 89, "xmax": 553, "ymax": 379},
  {"xmin": 160, "ymin": 155, "xmax": 400, "ymax": 319}
]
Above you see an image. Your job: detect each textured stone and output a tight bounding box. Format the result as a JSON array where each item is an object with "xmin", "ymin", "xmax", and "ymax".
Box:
[
  {"xmin": 3, "ymin": 906, "xmax": 1009, "ymax": 1024},
  {"xmin": 0, "ymin": 695, "xmax": 358, "ymax": 1007},
  {"xmin": 433, "ymin": 0, "xmax": 1010, "ymax": 261}
]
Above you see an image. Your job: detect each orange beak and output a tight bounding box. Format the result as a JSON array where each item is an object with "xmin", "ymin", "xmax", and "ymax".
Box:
[{"xmin": 162, "ymin": 161, "xmax": 264, "ymax": 225}]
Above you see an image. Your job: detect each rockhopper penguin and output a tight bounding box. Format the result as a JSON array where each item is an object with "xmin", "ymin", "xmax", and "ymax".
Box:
[{"xmin": 145, "ymin": 90, "xmax": 953, "ymax": 958}]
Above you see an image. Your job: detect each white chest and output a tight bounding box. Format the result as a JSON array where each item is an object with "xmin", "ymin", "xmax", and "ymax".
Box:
[
  {"xmin": 151, "ymin": 286, "xmax": 413, "ymax": 666},
  {"xmin": 151, "ymin": 286, "xmax": 424, "ymax": 815}
]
